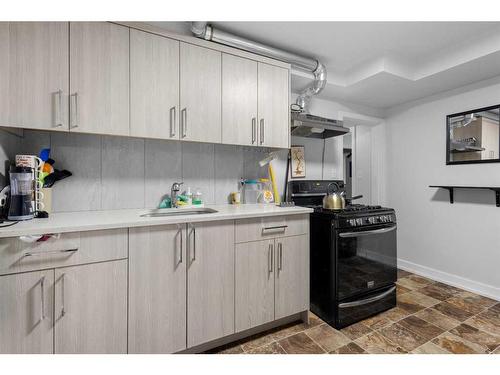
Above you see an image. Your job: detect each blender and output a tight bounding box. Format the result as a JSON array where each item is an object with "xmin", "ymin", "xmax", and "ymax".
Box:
[{"xmin": 8, "ymin": 166, "xmax": 35, "ymax": 221}]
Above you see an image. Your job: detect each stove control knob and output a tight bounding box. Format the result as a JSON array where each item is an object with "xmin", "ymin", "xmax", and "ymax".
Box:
[
  {"xmin": 380, "ymin": 216, "xmax": 387, "ymax": 223},
  {"xmin": 348, "ymin": 219, "xmax": 354, "ymax": 226},
  {"xmin": 356, "ymin": 218, "xmax": 363, "ymax": 226},
  {"xmin": 368, "ymin": 217, "xmax": 375, "ymax": 224}
]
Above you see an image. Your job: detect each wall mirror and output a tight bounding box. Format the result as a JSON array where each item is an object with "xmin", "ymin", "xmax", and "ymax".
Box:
[{"xmin": 447, "ymin": 105, "xmax": 500, "ymax": 164}]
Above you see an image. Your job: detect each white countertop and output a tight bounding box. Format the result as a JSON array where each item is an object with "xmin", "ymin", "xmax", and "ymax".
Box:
[{"xmin": 0, "ymin": 204, "xmax": 313, "ymax": 238}]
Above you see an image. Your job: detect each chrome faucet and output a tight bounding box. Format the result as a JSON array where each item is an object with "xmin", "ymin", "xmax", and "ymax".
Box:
[{"xmin": 171, "ymin": 182, "xmax": 183, "ymax": 208}]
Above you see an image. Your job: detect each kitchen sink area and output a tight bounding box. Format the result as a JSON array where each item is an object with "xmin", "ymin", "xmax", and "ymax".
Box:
[{"xmin": 140, "ymin": 207, "xmax": 219, "ymax": 217}]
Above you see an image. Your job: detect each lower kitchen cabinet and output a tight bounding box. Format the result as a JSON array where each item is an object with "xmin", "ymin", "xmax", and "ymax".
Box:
[
  {"xmin": 235, "ymin": 240, "xmax": 275, "ymax": 332},
  {"xmin": 0, "ymin": 270, "xmax": 54, "ymax": 354},
  {"xmin": 54, "ymin": 260, "xmax": 127, "ymax": 354},
  {"xmin": 128, "ymin": 224, "xmax": 187, "ymax": 354},
  {"xmin": 275, "ymin": 235, "xmax": 310, "ymax": 319},
  {"xmin": 187, "ymin": 220, "xmax": 235, "ymax": 347}
]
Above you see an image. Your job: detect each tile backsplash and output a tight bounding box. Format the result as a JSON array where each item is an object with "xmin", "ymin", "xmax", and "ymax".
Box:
[{"xmin": 0, "ymin": 128, "xmax": 276, "ymax": 212}]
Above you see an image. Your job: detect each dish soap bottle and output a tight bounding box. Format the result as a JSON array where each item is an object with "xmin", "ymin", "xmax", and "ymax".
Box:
[{"xmin": 193, "ymin": 188, "xmax": 203, "ymax": 206}]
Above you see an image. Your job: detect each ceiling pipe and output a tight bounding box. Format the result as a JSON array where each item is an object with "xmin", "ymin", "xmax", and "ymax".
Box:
[{"xmin": 190, "ymin": 22, "xmax": 327, "ymax": 113}]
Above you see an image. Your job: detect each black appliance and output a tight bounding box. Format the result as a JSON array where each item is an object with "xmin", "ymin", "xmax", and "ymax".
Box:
[{"xmin": 288, "ymin": 180, "xmax": 397, "ymax": 329}]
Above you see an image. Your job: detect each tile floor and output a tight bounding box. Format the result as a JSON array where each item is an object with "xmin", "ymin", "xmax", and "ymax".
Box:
[{"xmin": 207, "ymin": 270, "xmax": 500, "ymax": 354}]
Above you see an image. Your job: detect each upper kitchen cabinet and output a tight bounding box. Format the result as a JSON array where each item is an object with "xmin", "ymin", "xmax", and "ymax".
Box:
[
  {"xmin": 0, "ymin": 22, "xmax": 69, "ymax": 131},
  {"xmin": 69, "ymin": 22, "xmax": 130, "ymax": 136},
  {"xmin": 180, "ymin": 43, "xmax": 222, "ymax": 144},
  {"xmin": 130, "ymin": 29, "xmax": 180, "ymax": 140},
  {"xmin": 257, "ymin": 62, "xmax": 290, "ymax": 148},
  {"xmin": 222, "ymin": 54, "xmax": 258, "ymax": 146}
]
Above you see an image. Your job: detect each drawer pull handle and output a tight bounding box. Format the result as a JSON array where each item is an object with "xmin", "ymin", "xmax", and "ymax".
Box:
[
  {"xmin": 23, "ymin": 248, "xmax": 78, "ymax": 258},
  {"xmin": 262, "ymin": 225, "xmax": 288, "ymax": 234},
  {"xmin": 39, "ymin": 276, "xmax": 46, "ymax": 322}
]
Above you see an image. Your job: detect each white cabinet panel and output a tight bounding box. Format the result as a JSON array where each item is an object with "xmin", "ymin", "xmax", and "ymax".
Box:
[
  {"xmin": 129, "ymin": 224, "xmax": 187, "ymax": 353},
  {"xmin": 130, "ymin": 29, "xmax": 180, "ymax": 139},
  {"xmin": 180, "ymin": 43, "xmax": 222, "ymax": 143},
  {"xmin": 54, "ymin": 260, "xmax": 127, "ymax": 353},
  {"xmin": 235, "ymin": 240, "xmax": 275, "ymax": 332},
  {"xmin": 187, "ymin": 220, "xmax": 234, "ymax": 347},
  {"xmin": 0, "ymin": 22, "xmax": 69, "ymax": 131},
  {"xmin": 275, "ymin": 235, "xmax": 309, "ymax": 319},
  {"xmin": 0, "ymin": 270, "xmax": 54, "ymax": 353},
  {"xmin": 222, "ymin": 54, "xmax": 258, "ymax": 146},
  {"xmin": 258, "ymin": 62, "xmax": 289, "ymax": 148},
  {"xmin": 69, "ymin": 22, "xmax": 129, "ymax": 136}
]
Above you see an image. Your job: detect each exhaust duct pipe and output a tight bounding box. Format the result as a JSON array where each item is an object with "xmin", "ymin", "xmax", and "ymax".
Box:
[{"xmin": 190, "ymin": 22, "xmax": 327, "ymax": 113}]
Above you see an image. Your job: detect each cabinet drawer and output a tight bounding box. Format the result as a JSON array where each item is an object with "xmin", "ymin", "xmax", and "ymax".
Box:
[
  {"xmin": 235, "ymin": 214, "xmax": 309, "ymax": 243},
  {"xmin": 0, "ymin": 229, "xmax": 127, "ymax": 275}
]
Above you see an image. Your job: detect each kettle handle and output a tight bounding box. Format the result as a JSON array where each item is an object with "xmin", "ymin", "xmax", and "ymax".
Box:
[{"xmin": 327, "ymin": 182, "xmax": 340, "ymax": 195}]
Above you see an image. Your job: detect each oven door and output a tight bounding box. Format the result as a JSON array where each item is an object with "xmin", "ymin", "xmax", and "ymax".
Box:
[{"xmin": 335, "ymin": 224, "xmax": 397, "ymax": 300}]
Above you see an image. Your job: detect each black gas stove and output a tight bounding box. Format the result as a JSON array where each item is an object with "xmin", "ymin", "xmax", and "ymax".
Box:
[{"xmin": 288, "ymin": 180, "xmax": 397, "ymax": 329}]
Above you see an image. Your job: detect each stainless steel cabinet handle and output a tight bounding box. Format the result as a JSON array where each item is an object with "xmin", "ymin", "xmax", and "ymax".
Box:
[
  {"xmin": 268, "ymin": 243, "xmax": 274, "ymax": 272},
  {"xmin": 70, "ymin": 93, "xmax": 78, "ymax": 128},
  {"xmin": 338, "ymin": 286, "xmax": 396, "ymax": 308},
  {"xmin": 188, "ymin": 224, "xmax": 196, "ymax": 262},
  {"xmin": 39, "ymin": 276, "xmax": 45, "ymax": 322},
  {"xmin": 181, "ymin": 108, "xmax": 187, "ymax": 138},
  {"xmin": 177, "ymin": 224, "xmax": 183, "ymax": 264},
  {"xmin": 54, "ymin": 90, "xmax": 63, "ymax": 127},
  {"xmin": 60, "ymin": 273, "xmax": 66, "ymax": 317},
  {"xmin": 262, "ymin": 225, "xmax": 288, "ymax": 235},
  {"xmin": 170, "ymin": 107, "xmax": 176, "ymax": 137},
  {"xmin": 23, "ymin": 248, "xmax": 78, "ymax": 258},
  {"xmin": 260, "ymin": 119, "xmax": 265, "ymax": 144},
  {"xmin": 339, "ymin": 225, "xmax": 397, "ymax": 238},
  {"xmin": 251, "ymin": 118, "xmax": 256, "ymax": 144},
  {"xmin": 278, "ymin": 242, "xmax": 283, "ymax": 270}
]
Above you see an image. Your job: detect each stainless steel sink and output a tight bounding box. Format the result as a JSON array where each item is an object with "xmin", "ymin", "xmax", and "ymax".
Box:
[{"xmin": 140, "ymin": 207, "xmax": 218, "ymax": 217}]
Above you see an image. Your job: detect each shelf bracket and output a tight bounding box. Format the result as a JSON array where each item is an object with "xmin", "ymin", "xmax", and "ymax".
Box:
[
  {"xmin": 491, "ymin": 189, "xmax": 500, "ymax": 207},
  {"xmin": 446, "ymin": 187, "xmax": 454, "ymax": 204}
]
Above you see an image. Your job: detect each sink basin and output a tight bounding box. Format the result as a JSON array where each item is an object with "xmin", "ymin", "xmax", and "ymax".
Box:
[{"xmin": 140, "ymin": 207, "xmax": 218, "ymax": 217}]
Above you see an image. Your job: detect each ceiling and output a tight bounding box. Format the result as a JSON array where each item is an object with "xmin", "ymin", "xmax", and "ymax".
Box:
[{"xmin": 153, "ymin": 21, "xmax": 500, "ymax": 111}]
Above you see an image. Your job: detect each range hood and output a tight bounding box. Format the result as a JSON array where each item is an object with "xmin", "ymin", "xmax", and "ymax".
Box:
[{"xmin": 291, "ymin": 112, "xmax": 349, "ymax": 139}]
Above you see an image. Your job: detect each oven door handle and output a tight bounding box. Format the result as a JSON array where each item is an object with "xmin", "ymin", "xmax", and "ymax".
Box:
[
  {"xmin": 338, "ymin": 286, "xmax": 396, "ymax": 309},
  {"xmin": 339, "ymin": 225, "xmax": 396, "ymax": 238}
]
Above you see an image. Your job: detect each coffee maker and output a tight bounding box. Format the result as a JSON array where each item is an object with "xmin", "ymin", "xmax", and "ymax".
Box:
[{"xmin": 8, "ymin": 166, "xmax": 34, "ymax": 221}]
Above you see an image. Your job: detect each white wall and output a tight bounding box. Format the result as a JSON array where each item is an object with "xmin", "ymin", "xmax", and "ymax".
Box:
[{"xmin": 383, "ymin": 82, "xmax": 500, "ymax": 299}]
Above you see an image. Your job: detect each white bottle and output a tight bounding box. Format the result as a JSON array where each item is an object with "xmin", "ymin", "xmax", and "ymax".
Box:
[{"xmin": 185, "ymin": 187, "xmax": 193, "ymax": 206}]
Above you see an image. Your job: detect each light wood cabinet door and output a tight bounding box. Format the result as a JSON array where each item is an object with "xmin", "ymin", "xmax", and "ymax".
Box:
[
  {"xmin": 275, "ymin": 235, "xmax": 309, "ymax": 319},
  {"xmin": 69, "ymin": 22, "xmax": 129, "ymax": 136},
  {"xmin": 130, "ymin": 29, "xmax": 180, "ymax": 140},
  {"xmin": 54, "ymin": 260, "xmax": 127, "ymax": 354},
  {"xmin": 187, "ymin": 220, "xmax": 234, "ymax": 347},
  {"xmin": 222, "ymin": 54, "xmax": 258, "ymax": 146},
  {"xmin": 128, "ymin": 225, "xmax": 186, "ymax": 353},
  {"xmin": 235, "ymin": 240, "xmax": 275, "ymax": 332},
  {"xmin": 257, "ymin": 62, "xmax": 290, "ymax": 148},
  {"xmin": 0, "ymin": 270, "xmax": 54, "ymax": 354},
  {"xmin": 180, "ymin": 42, "xmax": 221, "ymax": 143},
  {"xmin": 0, "ymin": 22, "xmax": 69, "ymax": 131}
]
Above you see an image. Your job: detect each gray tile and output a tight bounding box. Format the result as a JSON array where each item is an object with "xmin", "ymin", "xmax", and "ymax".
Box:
[
  {"xmin": 50, "ymin": 132, "xmax": 102, "ymax": 212},
  {"xmin": 19, "ymin": 130, "xmax": 51, "ymax": 156},
  {"xmin": 144, "ymin": 139, "xmax": 182, "ymax": 208},
  {"xmin": 214, "ymin": 144, "xmax": 243, "ymax": 204},
  {"xmin": 182, "ymin": 142, "xmax": 215, "ymax": 204},
  {"xmin": 101, "ymin": 136, "xmax": 145, "ymax": 210}
]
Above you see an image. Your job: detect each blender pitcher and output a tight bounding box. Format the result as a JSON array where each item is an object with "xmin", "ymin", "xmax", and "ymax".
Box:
[{"xmin": 8, "ymin": 166, "xmax": 34, "ymax": 220}]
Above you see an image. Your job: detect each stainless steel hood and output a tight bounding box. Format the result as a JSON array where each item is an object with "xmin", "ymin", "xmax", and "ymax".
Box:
[{"xmin": 291, "ymin": 112, "xmax": 349, "ymax": 139}]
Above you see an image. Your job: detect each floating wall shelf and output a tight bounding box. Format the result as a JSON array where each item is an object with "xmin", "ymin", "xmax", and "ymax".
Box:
[{"xmin": 429, "ymin": 185, "xmax": 500, "ymax": 207}]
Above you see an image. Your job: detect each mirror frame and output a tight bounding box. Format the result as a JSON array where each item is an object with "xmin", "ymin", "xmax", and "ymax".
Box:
[{"xmin": 446, "ymin": 104, "xmax": 500, "ymax": 165}]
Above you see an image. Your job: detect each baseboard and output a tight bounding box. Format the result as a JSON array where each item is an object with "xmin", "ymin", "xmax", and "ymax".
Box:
[{"xmin": 398, "ymin": 258, "xmax": 500, "ymax": 301}]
